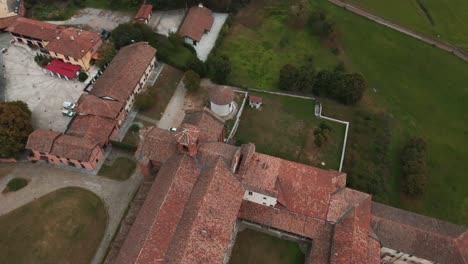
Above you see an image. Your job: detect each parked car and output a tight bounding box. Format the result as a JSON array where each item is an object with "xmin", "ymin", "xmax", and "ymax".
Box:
[
  {"xmin": 62, "ymin": 110, "xmax": 75, "ymax": 117},
  {"xmin": 1, "ymin": 48, "xmax": 7, "ymax": 54},
  {"xmin": 63, "ymin": 102, "xmax": 75, "ymax": 109},
  {"xmin": 168, "ymin": 127, "xmax": 177, "ymax": 132},
  {"xmin": 99, "ymin": 28, "xmax": 110, "ymax": 39}
]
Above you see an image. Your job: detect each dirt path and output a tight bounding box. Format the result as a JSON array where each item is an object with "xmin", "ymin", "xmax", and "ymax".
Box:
[
  {"xmin": 0, "ymin": 163, "xmax": 143, "ymax": 264},
  {"xmin": 328, "ymin": 0, "xmax": 468, "ymax": 62}
]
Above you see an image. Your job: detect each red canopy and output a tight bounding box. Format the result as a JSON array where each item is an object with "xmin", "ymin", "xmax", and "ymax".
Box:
[{"xmin": 44, "ymin": 59, "xmax": 80, "ymax": 78}]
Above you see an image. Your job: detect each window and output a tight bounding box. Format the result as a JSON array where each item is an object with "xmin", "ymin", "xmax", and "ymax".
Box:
[
  {"xmin": 248, "ymin": 191, "xmax": 252, "ymax": 195},
  {"xmin": 263, "ymin": 197, "xmax": 267, "ymax": 200},
  {"xmin": 262, "ymin": 202, "xmax": 266, "ymax": 205},
  {"xmin": 182, "ymin": 145, "xmax": 189, "ymax": 152},
  {"xmin": 65, "ymin": 55, "xmax": 70, "ymax": 61}
]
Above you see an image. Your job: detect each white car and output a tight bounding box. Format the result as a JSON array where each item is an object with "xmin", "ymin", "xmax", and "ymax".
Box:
[
  {"xmin": 1, "ymin": 48, "xmax": 7, "ymax": 54},
  {"xmin": 63, "ymin": 102, "xmax": 75, "ymax": 109},
  {"xmin": 62, "ymin": 110, "xmax": 75, "ymax": 117},
  {"xmin": 168, "ymin": 127, "xmax": 177, "ymax": 132}
]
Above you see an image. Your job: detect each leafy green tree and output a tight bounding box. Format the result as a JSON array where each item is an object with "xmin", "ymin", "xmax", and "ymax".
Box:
[
  {"xmin": 401, "ymin": 137, "xmax": 428, "ymax": 196},
  {"xmin": 206, "ymin": 54, "xmax": 231, "ymax": 84},
  {"xmin": 184, "ymin": 70, "xmax": 201, "ymax": 92},
  {"xmin": 339, "ymin": 73, "xmax": 367, "ymax": 105},
  {"xmin": 96, "ymin": 42, "xmax": 117, "ymax": 69},
  {"xmin": 0, "ymin": 101, "xmax": 33, "ymax": 158},
  {"xmin": 111, "ymin": 23, "xmax": 157, "ymax": 49}
]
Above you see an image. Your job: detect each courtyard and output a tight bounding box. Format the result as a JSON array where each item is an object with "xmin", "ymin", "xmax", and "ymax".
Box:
[
  {"xmin": 229, "ymin": 227, "xmax": 307, "ymax": 264},
  {"xmin": 46, "ymin": 8, "xmax": 133, "ymax": 31},
  {"xmin": 2, "ymin": 40, "xmax": 84, "ymax": 131},
  {"xmin": 235, "ymin": 92, "xmax": 345, "ymax": 170}
]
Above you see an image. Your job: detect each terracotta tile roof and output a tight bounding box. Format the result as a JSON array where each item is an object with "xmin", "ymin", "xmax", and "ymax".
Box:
[
  {"xmin": 135, "ymin": 127, "xmax": 177, "ymax": 164},
  {"xmin": 46, "ymin": 27, "xmax": 102, "ymax": 59},
  {"xmin": 178, "ymin": 5, "xmax": 213, "ymax": 42},
  {"xmin": 6, "ymin": 17, "xmax": 60, "ymax": 41},
  {"xmin": 50, "ymin": 135, "xmax": 98, "ymax": 161},
  {"xmin": 209, "ymin": 85, "xmax": 234, "ymax": 105},
  {"xmin": 66, "ymin": 115, "xmax": 116, "ymax": 147},
  {"xmin": 196, "ymin": 141, "xmax": 238, "ymax": 167},
  {"xmin": 241, "ymin": 152, "xmax": 280, "ymax": 197},
  {"xmin": 0, "ymin": 15, "xmax": 17, "ymax": 30},
  {"xmin": 163, "ymin": 158, "xmax": 244, "ymax": 263},
  {"xmin": 25, "ymin": 129, "xmax": 61, "ymax": 153},
  {"xmin": 371, "ymin": 202, "xmax": 468, "ymax": 264},
  {"xmin": 75, "ymin": 94, "xmax": 123, "ymax": 119},
  {"xmin": 91, "ymin": 42, "xmax": 156, "ymax": 102},
  {"xmin": 116, "ymin": 155, "xmax": 201, "ymax": 264},
  {"xmin": 182, "ymin": 108, "xmax": 224, "ymax": 142},
  {"xmin": 134, "ymin": 4, "xmax": 152, "ymax": 20},
  {"xmin": 174, "ymin": 123, "xmax": 200, "ymax": 146},
  {"xmin": 327, "ymin": 188, "xmax": 371, "ymax": 223},
  {"xmin": 249, "ymin": 95, "xmax": 262, "ymax": 103}
]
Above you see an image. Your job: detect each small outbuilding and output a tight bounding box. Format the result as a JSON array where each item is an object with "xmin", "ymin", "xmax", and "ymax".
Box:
[
  {"xmin": 209, "ymin": 86, "xmax": 234, "ymax": 117},
  {"xmin": 134, "ymin": 4, "xmax": 153, "ymax": 24},
  {"xmin": 178, "ymin": 4, "xmax": 213, "ymax": 46},
  {"xmin": 249, "ymin": 95, "xmax": 262, "ymax": 108}
]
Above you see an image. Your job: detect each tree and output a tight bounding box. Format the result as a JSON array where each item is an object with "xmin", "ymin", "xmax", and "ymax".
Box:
[
  {"xmin": 339, "ymin": 73, "xmax": 367, "ymax": 105},
  {"xmin": 78, "ymin": 71, "xmax": 88, "ymax": 82},
  {"xmin": 313, "ymin": 70, "xmax": 342, "ymax": 97},
  {"xmin": 96, "ymin": 42, "xmax": 117, "ymax": 69},
  {"xmin": 0, "ymin": 101, "xmax": 33, "ymax": 158},
  {"xmin": 401, "ymin": 137, "xmax": 428, "ymax": 196},
  {"xmin": 184, "ymin": 70, "xmax": 201, "ymax": 92},
  {"xmin": 206, "ymin": 54, "xmax": 231, "ymax": 84},
  {"xmin": 278, "ymin": 64, "xmax": 299, "ymax": 91},
  {"xmin": 111, "ymin": 23, "xmax": 157, "ymax": 49}
]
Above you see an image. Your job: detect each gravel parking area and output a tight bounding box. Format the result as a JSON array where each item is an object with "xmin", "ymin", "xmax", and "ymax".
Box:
[
  {"xmin": 47, "ymin": 8, "xmax": 132, "ymax": 31},
  {"xmin": 148, "ymin": 9, "xmax": 186, "ymax": 36},
  {"xmin": 193, "ymin": 13, "xmax": 228, "ymax": 61},
  {"xmin": 3, "ymin": 45, "xmax": 84, "ymax": 131}
]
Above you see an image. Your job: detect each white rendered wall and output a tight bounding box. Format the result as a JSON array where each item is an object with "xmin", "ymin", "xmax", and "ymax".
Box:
[
  {"xmin": 243, "ymin": 190, "xmax": 277, "ymax": 207},
  {"xmin": 211, "ymin": 101, "xmax": 231, "ymax": 116}
]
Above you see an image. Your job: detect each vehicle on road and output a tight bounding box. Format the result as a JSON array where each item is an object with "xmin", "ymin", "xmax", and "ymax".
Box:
[
  {"xmin": 168, "ymin": 127, "xmax": 177, "ymax": 132},
  {"xmin": 63, "ymin": 102, "xmax": 76, "ymax": 109},
  {"xmin": 62, "ymin": 110, "xmax": 76, "ymax": 117}
]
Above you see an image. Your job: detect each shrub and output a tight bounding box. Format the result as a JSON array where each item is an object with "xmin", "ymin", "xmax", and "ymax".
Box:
[
  {"xmin": 339, "ymin": 73, "xmax": 367, "ymax": 105},
  {"xmin": 78, "ymin": 71, "xmax": 88, "ymax": 82},
  {"xmin": 0, "ymin": 101, "xmax": 33, "ymax": 158},
  {"xmin": 34, "ymin": 54, "xmax": 51, "ymax": 68},
  {"xmin": 110, "ymin": 140, "xmax": 138, "ymax": 152},
  {"xmin": 129, "ymin": 124, "xmax": 140, "ymax": 133},
  {"xmin": 401, "ymin": 137, "xmax": 428, "ymax": 196},
  {"xmin": 184, "ymin": 70, "xmax": 200, "ymax": 92},
  {"xmin": 6, "ymin": 178, "xmax": 28, "ymax": 192},
  {"xmin": 279, "ymin": 64, "xmax": 299, "ymax": 91},
  {"xmin": 313, "ymin": 122, "xmax": 332, "ymax": 148},
  {"xmin": 206, "ymin": 54, "xmax": 231, "ymax": 84}
]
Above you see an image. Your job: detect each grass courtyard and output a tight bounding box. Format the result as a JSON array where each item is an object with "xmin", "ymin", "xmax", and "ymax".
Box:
[
  {"xmin": 343, "ymin": 0, "xmax": 468, "ymax": 51},
  {"xmin": 98, "ymin": 157, "xmax": 136, "ymax": 181},
  {"xmin": 235, "ymin": 92, "xmax": 345, "ymax": 170},
  {"xmin": 217, "ymin": 0, "xmax": 468, "ymax": 225},
  {"xmin": 229, "ymin": 228, "xmax": 306, "ymax": 264},
  {"xmin": 0, "ymin": 187, "xmax": 107, "ymax": 264}
]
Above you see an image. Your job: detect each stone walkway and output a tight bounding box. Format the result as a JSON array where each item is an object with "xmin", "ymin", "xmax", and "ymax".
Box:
[
  {"xmin": 0, "ymin": 163, "xmax": 143, "ymax": 264},
  {"xmin": 157, "ymin": 78, "xmax": 187, "ymax": 129}
]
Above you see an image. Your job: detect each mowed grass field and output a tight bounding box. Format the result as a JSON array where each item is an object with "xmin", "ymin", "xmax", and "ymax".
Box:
[
  {"xmin": 217, "ymin": 0, "xmax": 341, "ymax": 89},
  {"xmin": 229, "ymin": 228, "xmax": 306, "ymax": 264},
  {"xmin": 236, "ymin": 92, "xmax": 345, "ymax": 170},
  {"xmin": 343, "ymin": 0, "xmax": 468, "ymax": 51},
  {"xmin": 218, "ymin": 0, "xmax": 468, "ymax": 224},
  {"xmin": 0, "ymin": 187, "xmax": 107, "ymax": 264}
]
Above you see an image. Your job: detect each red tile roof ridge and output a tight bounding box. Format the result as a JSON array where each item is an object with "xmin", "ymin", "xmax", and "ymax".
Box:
[{"xmin": 135, "ymin": 4, "xmax": 152, "ymax": 19}]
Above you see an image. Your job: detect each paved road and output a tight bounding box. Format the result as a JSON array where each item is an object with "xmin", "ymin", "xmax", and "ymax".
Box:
[
  {"xmin": 328, "ymin": 0, "xmax": 468, "ymax": 62},
  {"xmin": 0, "ymin": 163, "xmax": 143, "ymax": 264},
  {"xmin": 157, "ymin": 78, "xmax": 186, "ymax": 129}
]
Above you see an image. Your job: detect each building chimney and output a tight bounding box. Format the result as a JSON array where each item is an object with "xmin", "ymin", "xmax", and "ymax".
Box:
[
  {"xmin": 70, "ymin": 35, "xmax": 75, "ymax": 41},
  {"xmin": 198, "ymin": 3, "xmax": 203, "ymax": 8}
]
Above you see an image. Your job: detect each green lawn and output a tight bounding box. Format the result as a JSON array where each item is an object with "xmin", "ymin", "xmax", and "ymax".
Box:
[
  {"xmin": 138, "ymin": 65, "xmax": 183, "ymax": 120},
  {"xmin": 343, "ymin": 0, "xmax": 468, "ymax": 51},
  {"xmin": 98, "ymin": 157, "xmax": 136, "ymax": 181},
  {"xmin": 215, "ymin": 0, "xmax": 340, "ymax": 89},
  {"xmin": 0, "ymin": 187, "xmax": 107, "ymax": 264},
  {"xmin": 229, "ymin": 228, "xmax": 306, "ymax": 264},
  {"xmin": 236, "ymin": 92, "xmax": 345, "ymax": 170},
  {"xmin": 217, "ymin": 0, "xmax": 468, "ymax": 224}
]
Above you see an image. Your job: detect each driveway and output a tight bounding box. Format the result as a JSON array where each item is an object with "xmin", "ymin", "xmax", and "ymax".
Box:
[
  {"xmin": 0, "ymin": 33, "xmax": 11, "ymax": 100},
  {"xmin": 47, "ymin": 8, "xmax": 132, "ymax": 31},
  {"xmin": 148, "ymin": 9, "xmax": 186, "ymax": 36},
  {"xmin": 3, "ymin": 45, "xmax": 84, "ymax": 131},
  {"xmin": 0, "ymin": 162, "xmax": 143, "ymax": 264},
  {"xmin": 157, "ymin": 78, "xmax": 186, "ymax": 129},
  {"xmin": 193, "ymin": 13, "xmax": 228, "ymax": 61}
]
